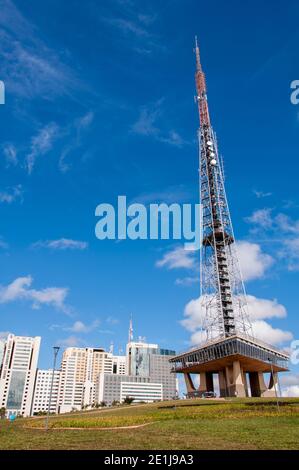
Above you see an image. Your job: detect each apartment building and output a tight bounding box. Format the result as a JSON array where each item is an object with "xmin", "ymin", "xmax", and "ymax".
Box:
[
  {"xmin": 31, "ymin": 369, "xmax": 61, "ymax": 415},
  {"xmin": 0, "ymin": 334, "xmax": 40, "ymax": 417},
  {"xmin": 58, "ymin": 347, "xmax": 126, "ymax": 413}
]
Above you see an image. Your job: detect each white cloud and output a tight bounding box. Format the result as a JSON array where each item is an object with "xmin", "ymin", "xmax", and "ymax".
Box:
[
  {"xmin": 131, "ymin": 100, "xmax": 186, "ymax": 147},
  {"xmin": 0, "ymin": 237, "xmax": 8, "ymax": 250},
  {"xmin": 66, "ymin": 320, "xmax": 100, "ymax": 333},
  {"xmin": 245, "ymin": 208, "xmax": 273, "ymax": 229},
  {"xmin": 251, "ymin": 320, "xmax": 293, "ymax": 345},
  {"xmin": 105, "ymin": 17, "xmax": 150, "ymax": 38},
  {"xmin": 271, "ymin": 214, "xmax": 299, "ymax": 270},
  {"xmin": 0, "ymin": 0, "xmax": 77, "ymax": 100},
  {"xmin": 0, "ymin": 275, "xmax": 68, "ymax": 311},
  {"xmin": 236, "ymin": 241, "xmax": 274, "ymax": 281},
  {"xmin": 283, "ymin": 237, "xmax": 299, "ymax": 253},
  {"xmin": 1, "ymin": 40, "xmax": 75, "ymax": 99},
  {"xmin": 98, "ymin": 329, "xmax": 114, "ymax": 335},
  {"xmin": 32, "ymin": 238, "xmax": 88, "ymax": 251},
  {"xmin": 156, "ymin": 246, "xmax": 196, "ymax": 270},
  {"xmin": 281, "ymin": 237, "xmax": 299, "ymax": 271},
  {"xmin": 59, "ymin": 111, "xmax": 94, "ymax": 173},
  {"xmin": 106, "ymin": 316, "xmax": 119, "ymax": 325},
  {"xmin": 275, "ymin": 213, "xmax": 299, "ymax": 234},
  {"xmin": 138, "ymin": 13, "xmax": 156, "ymax": 25},
  {"xmin": 132, "ymin": 185, "xmax": 191, "ymax": 206},
  {"xmin": 247, "ymin": 210, "xmax": 299, "ymax": 236},
  {"xmin": 76, "ymin": 111, "xmax": 94, "ymax": 131},
  {"xmin": 281, "ymin": 386, "xmax": 299, "ymax": 397},
  {"xmin": 181, "ymin": 294, "xmax": 291, "ymax": 346},
  {"xmin": 157, "ymin": 241, "xmax": 272, "ymax": 281},
  {"xmin": 253, "ymin": 190, "xmax": 272, "ymax": 199},
  {"xmin": 160, "ymin": 130, "xmax": 186, "ymax": 148},
  {"xmin": 101, "ymin": 2, "xmax": 163, "ymax": 56},
  {"xmin": 57, "ymin": 336, "xmax": 84, "ymax": 348},
  {"xmin": 245, "ymin": 210, "xmax": 299, "ymax": 272},
  {"xmin": 245, "ymin": 294, "xmax": 286, "ymax": 320},
  {"xmin": 175, "ymin": 276, "xmax": 200, "ymax": 287},
  {"xmin": 3, "ymin": 112, "xmax": 93, "ymax": 176},
  {"xmin": 279, "ymin": 374, "xmax": 299, "ymax": 387},
  {"xmin": 0, "ymin": 184, "xmax": 23, "ymax": 203},
  {"xmin": 131, "ymin": 104, "xmax": 160, "ymax": 137},
  {"xmin": 3, "ymin": 143, "xmax": 17, "ymax": 166},
  {"xmin": 181, "ymin": 296, "xmax": 206, "ymax": 333},
  {"xmin": 189, "ymin": 329, "xmax": 209, "ymax": 346},
  {"xmin": 26, "ymin": 123, "xmax": 59, "ymax": 174}
]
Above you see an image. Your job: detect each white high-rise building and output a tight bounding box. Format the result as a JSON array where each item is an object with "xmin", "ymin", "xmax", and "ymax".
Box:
[
  {"xmin": 96, "ymin": 373, "xmax": 163, "ymax": 405},
  {"xmin": 112, "ymin": 355, "xmax": 127, "ymax": 375},
  {"xmin": 58, "ymin": 347, "xmax": 126, "ymax": 413},
  {"xmin": 32, "ymin": 369, "xmax": 61, "ymax": 415},
  {"xmin": 120, "ymin": 380, "xmax": 162, "ymax": 403},
  {"xmin": 0, "ymin": 334, "xmax": 41, "ymax": 417}
]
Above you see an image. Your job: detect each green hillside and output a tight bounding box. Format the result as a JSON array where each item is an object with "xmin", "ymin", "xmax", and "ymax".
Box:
[{"xmin": 1, "ymin": 398, "xmax": 299, "ymax": 450}]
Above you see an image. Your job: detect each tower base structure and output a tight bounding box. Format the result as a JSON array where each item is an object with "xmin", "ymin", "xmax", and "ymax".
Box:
[{"xmin": 169, "ymin": 335, "xmax": 289, "ymax": 398}]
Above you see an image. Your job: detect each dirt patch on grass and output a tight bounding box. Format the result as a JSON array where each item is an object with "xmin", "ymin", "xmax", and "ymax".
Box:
[{"xmin": 23, "ymin": 421, "xmax": 156, "ymax": 431}]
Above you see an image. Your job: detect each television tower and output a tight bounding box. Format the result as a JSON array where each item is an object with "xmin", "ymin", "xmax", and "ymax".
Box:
[
  {"xmin": 169, "ymin": 38, "xmax": 288, "ymax": 398},
  {"xmin": 195, "ymin": 36, "xmax": 252, "ymax": 341}
]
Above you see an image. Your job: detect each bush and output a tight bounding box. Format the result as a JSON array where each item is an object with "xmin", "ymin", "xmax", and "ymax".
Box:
[{"xmin": 123, "ymin": 396, "xmax": 135, "ymax": 405}]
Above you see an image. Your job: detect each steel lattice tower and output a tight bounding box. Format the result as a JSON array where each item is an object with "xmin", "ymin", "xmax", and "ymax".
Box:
[
  {"xmin": 169, "ymin": 40, "xmax": 288, "ymax": 399},
  {"xmin": 195, "ymin": 37, "xmax": 252, "ymax": 341}
]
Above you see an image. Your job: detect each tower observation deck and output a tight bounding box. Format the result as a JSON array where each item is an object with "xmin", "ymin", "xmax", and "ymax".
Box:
[{"xmin": 169, "ymin": 39, "xmax": 289, "ymax": 398}]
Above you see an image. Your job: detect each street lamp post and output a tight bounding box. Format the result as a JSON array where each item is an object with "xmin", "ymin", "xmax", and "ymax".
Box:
[{"xmin": 45, "ymin": 346, "xmax": 60, "ymax": 431}]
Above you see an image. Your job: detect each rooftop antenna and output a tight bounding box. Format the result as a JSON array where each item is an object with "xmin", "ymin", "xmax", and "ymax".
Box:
[{"xmin": 128, "ymin": 314, "xmax": 133, "ymax": 343}]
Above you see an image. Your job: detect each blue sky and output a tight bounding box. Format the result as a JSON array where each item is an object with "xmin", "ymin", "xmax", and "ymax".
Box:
[{"xmin": 0, "ymin": 0, "xmax": 298, "ymax": 393}]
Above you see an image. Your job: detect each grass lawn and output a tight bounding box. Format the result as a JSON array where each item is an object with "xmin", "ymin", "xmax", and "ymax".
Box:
[{"xmin": 0, "ymin": 398, "xmax": 299, "ymax": 450}]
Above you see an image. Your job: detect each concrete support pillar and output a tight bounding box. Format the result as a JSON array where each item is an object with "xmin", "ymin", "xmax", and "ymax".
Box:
[
  {"xmin": 233, "ymin": 361, "xmax": 246, "ymax": 397},
  {"xmin": 218, "ymin": 369, "xmax": 227, "ymax": 397},
  {"xmin": 261, "ymin": 371, "xmax": 278, "ymax": 398},
  {"xmin": 206, "ymin": 372, "xmax": 214, "ymax": 392},
  {"xmin": 198, "ymin": 372, "xmax": 207, "ymax": 395},
  {"xmin": 249, "ymin": 372, "xmax": 269, "ymax": 397},
  {"xmin": 249, "ymin": 372, "xmax": 260, "ymax": 397},
  {"xmin": 198, "ymin": 372, "xmax": 214, "ymax": 396},
  {"xmin": 184, "ymin": 373, "xmax": 195, "ymax": 394},
  {"xmin": 241, "ymin": 369, "xmax": 249, "ymax": 397},
  {"xmin": 225, "ymin": 364, "xmax": 234, "ymax": 397},
  {"xmin": 225, "ymin": 361, "xmax": 246, "ymax": 397}
]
